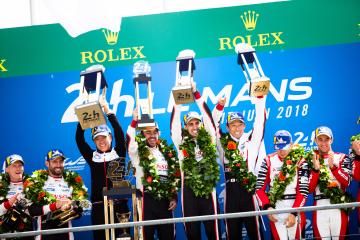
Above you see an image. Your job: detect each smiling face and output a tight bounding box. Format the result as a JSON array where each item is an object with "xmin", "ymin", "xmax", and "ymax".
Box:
[
  {"xmin": 6, "ymin": 161, "xmax": 24, "ymax": 182},
  {"xmin": 142, "ymin": 127, "xmax": 159, "ymax": 148},
  {"xmin": 46, "ymin": 156, "xmax": 65, "ymax": 177},
  {"xmin": 226, "ymin": 120, "xmax": 245, "ymax": 139},
  {"xmin": 94, "ymin": 134, "xmax": 112, "ymax": 152},
  {"xmin": 315, "ymin": 134, "xmax": 333, "ymax": 154},
  {"xmin": 185, "ymin": 119, "xmax": 201, "ymax": 137}
]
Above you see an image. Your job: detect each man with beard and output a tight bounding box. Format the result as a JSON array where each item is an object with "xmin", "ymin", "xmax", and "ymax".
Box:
[
  {"xmin": 170, "ymin": 82, "xmax": 220, "ymax": 240},
  {"xmin": 0, "ymin": 154, "xmax": 33, "ymax": 239},
  {"xmin": 126, "ymin": 108, "xmax": 180, "ymax": 240},
  {"xmin": 27, "ymin": 149, "xmax": 87, "ymax": 240},
  {"xmin": 309, "ymin": 126, "xmax": 352, "ymax": 240},
  {"xmin": 75, "ymin": 100, "xmax": 128, "ymax": 240}
]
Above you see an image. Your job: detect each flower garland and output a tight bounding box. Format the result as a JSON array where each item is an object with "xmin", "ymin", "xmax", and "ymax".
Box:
[
  {"xmin": 136, "ymin": 134, "xmax": 181, "ymax": 200},
  {"xmin": 0, "ymin": 173, "xmax": 33, "ymax": 233},
  {"xmin": 220, "ymin": 133, "xmax": 257, "ymax": 193},
  {"xmin": 180, "ymin": 127, "xmax": 220, "ymax": 198},
  {"xmin": 268, "ymin": 144, "xmax": 305, "ymax": 206},
  {"xmin": 305, "ymin": 150, "xmax": 353, "ymax": 210},
  {"xmin": 24, "ymin": 170, "xmax": 88, "ymax": 205}
]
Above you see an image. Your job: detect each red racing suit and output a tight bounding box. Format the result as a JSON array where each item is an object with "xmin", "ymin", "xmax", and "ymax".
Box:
[{"xmin": 308, "ymin": 152, "xmax": 351, "ymax": 240}]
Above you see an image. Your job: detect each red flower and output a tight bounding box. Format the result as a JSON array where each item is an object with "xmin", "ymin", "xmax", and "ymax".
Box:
[
  {"xmin": 174, "ymin": 170, "xmax": 181, "ymax": 177},
  {"xmin": 37, "ymin": 192, "xmax": 46, "ymax": 201},
  {"xmin": 75, "ymin": 176, "xmax": 83, "ymax": 183},
  {"xmin": 182, "ymin": 149, "xmax": 189, "ymax": 157},
  {"xmin": 168, "ymin": 152, "xmax": 173, "ymax": 158},
  {"xmin": 235, "ymin": 163, "xmax": 241, "ymax": 167},
  {"xmin": 156, "ymin": 139, "xmax": 161, "ymax": 145},
  {"xmin": 146, "ymin": 176, "xmax": 153, "ymax": 184},
  {"xmin": 18, "ymin": 222, "xmax": 25, "ymax": 230},
  {"xmin": 227, "ymin": 141, "xmax": 237, "ymax": 150},
  {"xmin": 327, "ymin": 181, "xmax": 338, "ymax": 188},
  {"xmin": 286, "ymin": 160, "xmax": 292, "ymax": 165},
  {"xmin": 242, "ymin": 178, "xmax": 249, "ymax": 185},
  {"xmin": 278, "ymin": 172, "xmax": 286, "ymax": 181}
]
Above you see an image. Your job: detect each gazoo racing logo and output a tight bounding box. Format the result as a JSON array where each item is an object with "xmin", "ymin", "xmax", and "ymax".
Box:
[
  {"xmin": 218, "ymin": 10, "xmax": 285, "ymax": 51},
  {"xmin": 64, "ymin": 156, "xmax": 87, "ymax": 171}
]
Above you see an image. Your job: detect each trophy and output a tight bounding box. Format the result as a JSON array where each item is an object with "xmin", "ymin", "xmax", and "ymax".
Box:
[
  {"xmin": 235, "ymin": 43, "xmax": 270, "ymax": 97},
  {"xmin": 75, "ymin": 64, "xmax": 108, "ymax": 129},
  {"xmin": 43, "ymin": 200, "xmax": 91, "ymax": 227},
  {"xmin": 172, "ymin": 49, "xmax": 196, "ymax": 104},
  {"xmin": 2, "ymin": 199, "xmax": 33, "ymax": 232},
  {"xmin": 104, "ymin": 158, "xmax": 138, "ymax": 240},
  {"xmin": 133, "ymin": 60, "xmax": 156, "ymax": 129},
  {"xmin": 116, "ymin": 212, "xmax": 132, "ymax": 240}
]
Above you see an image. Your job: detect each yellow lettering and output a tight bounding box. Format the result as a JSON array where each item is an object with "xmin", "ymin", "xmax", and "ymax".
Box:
[
  {"xmin": 80, "ymin": 52, "xmax": 94, "ymax": 64},
  {"xmin": 258, "ymin": 33, "xmax": 270, "ymax": 46},
  {"xmin": 271, "ymin": 32, "xmax": 285, "ymax": 45},
  {"xmin": 133, "ymin": 46, "xmax": 145, "ymax": 59},
  {"xmin": 245, "ymin": 35, "xmax": 258, "ymax": 47},
  {"xmin": 0, "ymin": 59, "xmax": 7, "ymax": 72},
  {"xmin": 94, "ymin": 50, "xmax": 107, "ymax": 63},
  {"xmin": 232, "ymin": 36, "xmax": 246, "ymax": 47},
  {"xmin": 218, "ymin": 37, "xmax": 232, "ymax": 50},
  {"xmin": 107, "ymin": 49, "xmax": 119, "ymax": 62},
  {"xmin": 120, "ymin": 48, "xmax": 132, "ymax": 60}
]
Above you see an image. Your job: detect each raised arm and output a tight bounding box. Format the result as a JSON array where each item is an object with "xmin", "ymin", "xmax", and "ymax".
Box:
[
  {"xmin": 170, "ymin": 104, "xmax": 183, "ymax": 151},
  {"xmin": 75, "ymin": 123, "xmax": 94, "ymax": 163},
  {"xmin": 248, "ymin": 96, "xmax": 266, "ymax": 154}
]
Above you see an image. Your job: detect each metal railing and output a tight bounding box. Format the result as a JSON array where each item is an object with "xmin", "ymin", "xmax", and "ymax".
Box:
[{"xmin": 0, "ymin": 202, "xmax": 359, "ymax": 239}]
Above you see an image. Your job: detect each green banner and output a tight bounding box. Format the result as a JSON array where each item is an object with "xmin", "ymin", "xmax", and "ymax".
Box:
[{"xmin": 0, "ymin": 0, "xmax": 359, "ymax": 77}]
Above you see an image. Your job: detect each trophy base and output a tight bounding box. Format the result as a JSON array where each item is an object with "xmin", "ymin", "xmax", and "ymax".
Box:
[
  {"xmin": 75, "ymin": 101, "xmax": 106, "ymax": 129},
  {"xmin": 113, "ymin": 180, "xmax": 131, "ymax": 189},
  {"xmin": 137, "ymin": 118, "xmax": 156, "ymax": 130},
  {"xmin": 172, "ymin": 85, "xmax": 194, "ymax": 104},
  {"xmin": 116, "ymin": 235, "xmax": 131, "ymax": 240},
  {"xmin": 249, "ymin": 77, "xmax": 270, "ymax": 97}
]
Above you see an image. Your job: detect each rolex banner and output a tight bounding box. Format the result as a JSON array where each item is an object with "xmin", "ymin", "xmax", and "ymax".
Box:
[{"xmin": 1, "ymin": 0, "xmax": 360, "ymax": 239}]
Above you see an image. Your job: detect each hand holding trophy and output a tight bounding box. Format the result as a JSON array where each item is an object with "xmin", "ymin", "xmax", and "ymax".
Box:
[
  {"xmin": 172, "ymin": 49, "xmax": 196, "ymax": 104},
  {"xmin": 235, "ymin": 43, "xmax": 270, "ymax": 97},
  {"xmin": 75, "ymin": 64, "xmax": 108, "ymax": 129},
  {"xmin": 133, "ymin": 60, "xmax": 156, "ymax": 129}
]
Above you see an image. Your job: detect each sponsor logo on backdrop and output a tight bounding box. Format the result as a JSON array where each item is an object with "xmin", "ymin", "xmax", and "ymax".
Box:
[
  {"xmin": 64, "ymin": 156, "xmax": 87, "ymax": 171},
  {"xmin": 0, "ymin": 59, "xmax": 8, "ymax": 72},
  {"xmin": 218, "ymin": 10, "xmax": 285, "ymax": 51},
  {"xmin": 79, "ymin": 29, "xmax": 146, "ymax": 65},
  {"xmin": 62, "ymin": 76, "xmax": 312, "ymax": 125},
  {"xmin": 102, "ymin": 29, "xmax": 119, "ymax": 45}
]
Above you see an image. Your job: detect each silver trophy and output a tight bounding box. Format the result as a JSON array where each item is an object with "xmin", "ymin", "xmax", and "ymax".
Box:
[
  {"xmin": 133, "ymin": 60, "xmax": 156, "ymax": 129},
  {"xmin": 172, "ymin": 49, "xmax": 196, "ymax": 104},
  {"xmin": 235, "ymin": 43, "xmax": 270, "ymax": 97},
  {"xmin": 75, "ymin": 64, "xmax": 107, "ymax": 129}
]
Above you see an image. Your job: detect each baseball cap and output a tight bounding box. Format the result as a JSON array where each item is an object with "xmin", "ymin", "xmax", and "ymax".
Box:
[
  {"xmin": 92, "ymin": 124, "xmax": 111, "ymax": 139},
  {"xmin": 46, "ymin": 149, "xmax": 66, "ymax": 161},
  {"xmin": 5, "ymin": 154, "xmax": 24, "ymax": 168},
  {"xmin": 274, "ymin": 130, "xmax": 292, "ymax": 150},
  {"xmin": 183, "ymin": 112, "xmax": 202, "ymax": 125},
  {"xmin": 315, "ymin": 126, "xmax": 333, "ymax": 139},
  {"xmin": 227, "ymin": 112, "xmax": 245, "ymax": 124}
]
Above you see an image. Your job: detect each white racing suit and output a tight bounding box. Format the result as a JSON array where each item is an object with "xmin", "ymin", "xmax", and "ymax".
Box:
[
  {"xmin": 256, "ymin": 153, "xmax": 309, "ymax": 240},
  {"xmin": 170, "ymin": 91, "xmax": 220, "ymax": 240},
  {"xmin": 212, "ymin": 96, "xmax": 266, "ymax": 240}
]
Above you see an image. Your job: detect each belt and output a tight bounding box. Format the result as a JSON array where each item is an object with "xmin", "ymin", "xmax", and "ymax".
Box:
[
  {"xmin": 280, "ymin": 194, "xmax": 296, "ymax": 200},
  {"xmin": 314, "ymin": 194, "xmax": 328, "ymax": 201},
  {"xmin": 226, "ymin": 178, "xmax": 238, "ymax": 183}
]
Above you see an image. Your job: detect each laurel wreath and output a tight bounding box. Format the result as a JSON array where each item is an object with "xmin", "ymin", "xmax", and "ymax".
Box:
[
  {"xmin": 136, "ymin": 134, "xmax": 181, "ymax": 200},
  {"xmin": 268, "ymin": 144, "xmax": 305, "ymax": 206},
  {"xmin": 24, "ymin": 170, "xmax": 88, "ymax": 205},
  {"xmin": 180, "ymin": 127, "xmax": 220, "ymax": 198},
  {"xmin": 305, "ymin": 150, "xmax": 353, "ymax": 212},
  {"xmin": 220, "ymin": 133, "xmax": 257, "ymax": 193},
  {"xmin": 0, "ymin": 173, "xmax": 33, "ymax": 233}
]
